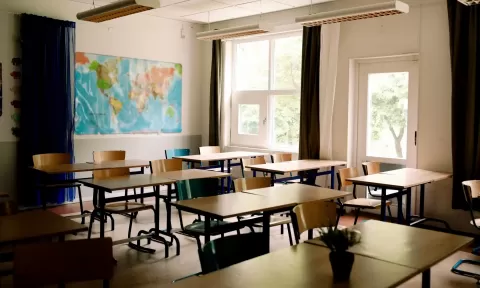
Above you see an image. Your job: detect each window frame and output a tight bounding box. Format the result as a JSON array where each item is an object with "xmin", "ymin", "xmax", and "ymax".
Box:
[{"xmin": 230, "ymin": 31, "xmax": 302, "ymax": 150}]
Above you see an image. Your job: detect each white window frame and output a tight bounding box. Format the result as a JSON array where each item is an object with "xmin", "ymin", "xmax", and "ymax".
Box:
[{"xmin": 230, "ymin": 31, "xmax": 302, "ymax": 150}]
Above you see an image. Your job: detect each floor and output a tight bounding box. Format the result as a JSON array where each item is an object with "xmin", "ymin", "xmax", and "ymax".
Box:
[{"xmin": 5, "ymin": 200, "xmax": 480, "ymax": 287}]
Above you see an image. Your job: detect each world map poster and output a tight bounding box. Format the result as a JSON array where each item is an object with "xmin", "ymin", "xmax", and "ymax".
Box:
[{"xmin": 75, "ymin": 52, "xmax": 182, "ymax": 135}]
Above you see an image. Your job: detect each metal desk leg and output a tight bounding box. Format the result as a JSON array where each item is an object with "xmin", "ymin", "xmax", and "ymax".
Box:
[
  {"xmin": 330, "ymin": 166, "xmax": 335, "ymax": 189},
  {"xmin": 397, "ymin": 192, "xmax": 403, "ymax": 224},
  {"xmin": 406, "ymin": 188, "xmax": 412, "ymax": 225},
  {"xmin": 220, "ymin": 160, "xmax": 225, "ymax": 194},
  {"xmin": 270, "ymin": 173, "xmax": 275, "ymax": 186},
  {"xmin": 154, "ymin": 185, "xmax": 160, "ymax": 237},
  {"xmin": 140, "ymin": 167, "xmax": 145, "ymax": 204},
  {"xmin": 419, "ymin": 184, "xmax": 425, "ymax": 218},
  {"xmin": 99, "ymin": 190, "xmax": 106, "ymax": 238},
  {"xmin": 263, "ymin": 212, "xmax": 271, "ymax": 252},
  {"xmin": 422, "ymin": 269, "xmax": 431, "ymax": 288},
  {"xmin": 227, "ymin": 159, "xmax": 231, "ymax": 193},
  {"xmin": 381, "ymin": 188, "xmax": 387, "ymax": 222},
  {"xmin": 204, "ymin": 216, "xmax": 211, "ymax": 243},
  {"xmin": 166, "ymin": 185, "xmax": 173, "ymax": 233}
]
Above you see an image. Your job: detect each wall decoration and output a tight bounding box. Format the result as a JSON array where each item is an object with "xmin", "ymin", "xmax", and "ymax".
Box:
[
  {"xmin": 74, "ymin": 52, "xmax": 182, "ymax": 135},
  {"xmin": 10, "ymin": 71, "xmax": 21, "ymax": 79}
]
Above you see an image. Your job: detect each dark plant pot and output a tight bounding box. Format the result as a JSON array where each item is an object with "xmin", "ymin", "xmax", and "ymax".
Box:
[{"xmin": 329, "ymin": 251, "xmax": 354, "ymax": 282}]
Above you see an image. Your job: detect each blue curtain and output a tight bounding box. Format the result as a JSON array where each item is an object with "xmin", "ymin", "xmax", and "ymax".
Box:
[{"xmin": 18, "ymin": 14, "xmax": 76, "ymax": 207}]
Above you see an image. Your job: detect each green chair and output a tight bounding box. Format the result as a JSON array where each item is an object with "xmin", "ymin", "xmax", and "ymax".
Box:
[
  {"xmin": 175, "ymin": 178, "xmax": 231, "ymax": 250},
  {"xmin": 165, "ymin": 148, "xmax": 190, "ymax": 159},
  {"xmin": 173, "ymin": 233, "xmax": 268, "ymax": 282}
]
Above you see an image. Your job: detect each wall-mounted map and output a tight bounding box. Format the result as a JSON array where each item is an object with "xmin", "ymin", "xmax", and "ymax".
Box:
[{"xmin": 75, "ymin": 52, "xmax": 182, "ymax": 135}]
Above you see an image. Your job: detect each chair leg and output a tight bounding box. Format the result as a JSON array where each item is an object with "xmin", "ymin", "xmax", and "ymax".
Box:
[
  {"xmin": 107, "ymin": 213, "xmax": 115, "ymax": 231},
  {"xmin": 280, "ymin": 224, "xmax": 284, "ymax": 235},
  {"xmin": 77, "ymin": 186, "xmax": 85, "ymax": 224},
  {"xmin": 287, "ymin": 223, "xmax": 293, "ymax": 246},
  {"xmin": 354, "ymin": 209, "xmax": 361, "ymax": 225},
  {"xmin": 195, "ymin": 236, "xmax": 202, "ymax": 250},
  {"xmin": 88, "ymin": 210, "xmax": 96, "ymax": 239},
  {"xmin": 387, "ymin": 205, "xmax": 393, "ymax": 222},
  {"xmin": 128, "ymin": 213, "xmax": 134, "ymax": 238}
]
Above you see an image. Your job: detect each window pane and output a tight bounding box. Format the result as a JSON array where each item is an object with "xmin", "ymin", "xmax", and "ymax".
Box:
[
  {"xmin": 366, "ymin": 72, "xmax": 409, "ymax": 159},
  {"xmin": 273, "ymin": 36, "xmax": 302, "ymax": 90},
  {"xmin": 238, "ymin": 104, "xmax": 260, "ymax": 135},
  {"xmin": 236, "ymin": 41, "xmax": 269, "ymax": 90},
  {"xmin": 272, "ymin": 95, "xmax": 300, "ymax": 147}
]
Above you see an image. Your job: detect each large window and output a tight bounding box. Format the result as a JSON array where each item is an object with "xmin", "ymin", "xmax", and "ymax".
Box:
[{"xmin": 231, "ymin": 32, "xmax": 302, "ymax": 149}]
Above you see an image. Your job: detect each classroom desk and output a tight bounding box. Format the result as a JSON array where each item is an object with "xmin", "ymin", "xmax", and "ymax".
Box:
[
  {"xmin": 347, "ymin": 168, "xmax": 452, "ymax": 226},
  {"xmin": 0, "ymin": 210, "xmax": 87, "ymax": 245},
  {"xmin": 174, "ymin": 151, "xmax": 267, "ymax": 193},
  {"xmin": 171, "ymin": 243, "xmax": 418, "ymax": 288},
  {"xmin": 79, "ymin": 175, "xmax": 177, "ymax": 257},
  {"xmin": 171, "ymin": 185, "xmax": 349, "ymax": 251},
  {"xmin": 306, "ymin": 220, "xmax": 473, "ymax": 288},
  {"xmin": 245, "ymin": 159, "xmax": 346, "ymax": 188},
  {"xmin": 32, "ymin": 160, "xmax": 150, "ymax": 174}
]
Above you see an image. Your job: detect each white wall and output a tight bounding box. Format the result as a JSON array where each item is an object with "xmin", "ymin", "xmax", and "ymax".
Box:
[
  {"xmin": 0, "ymin": 0, "xmax": 208, "ymax": 200},
  {"xmin": 207, "ymin": 0, "xmax": 476, "ymax": 233}
]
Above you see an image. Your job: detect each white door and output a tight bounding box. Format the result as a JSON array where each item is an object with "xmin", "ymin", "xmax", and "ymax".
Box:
[{"xmin": 356, "ymin": 57, "xmax": 419, "ymax": 216}]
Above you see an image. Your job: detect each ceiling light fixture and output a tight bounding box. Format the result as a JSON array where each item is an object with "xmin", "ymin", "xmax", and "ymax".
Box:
[
  {"xmin": 458, "ymin": 0, "xmax": 480, "ymax": 5},
  {"xmin": 77, "ymin": 0, "xmax": 161, "ymax": 23},
  {"xmin": 196, "ymin": 23, "xmax": 272, "ymax": 41},
  {"xmin": 295, "ymin": 1, "xmax": 409, "ymax": 27}
]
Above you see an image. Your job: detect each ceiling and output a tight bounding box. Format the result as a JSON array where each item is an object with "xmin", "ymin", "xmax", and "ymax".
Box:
[{"xmin": 70, "ymin": 0, "xmax": 335, "ymax": 23}]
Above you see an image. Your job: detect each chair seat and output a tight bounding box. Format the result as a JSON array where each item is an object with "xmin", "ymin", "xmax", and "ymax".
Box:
[
  {"xmin": 250, "ymin": 215, "xmax": 291, "ymax": 227},
  {"xmin": 184, "ymin": 220, "xmax": 231, "ymax": 234},
  {"xmin": 343, "ymin": 198, "xmax": 392, "ymax": 209},
  {"xmin": 369, "ymin": 188, "xmax": 400, "ymax": 197},
  {"xmin": 470, "ymin": 219, "xmax": 480, "ymax": 227},
  {"xmin": 104, "ymin": 202, "xmax": 153, "ymax": 214}
]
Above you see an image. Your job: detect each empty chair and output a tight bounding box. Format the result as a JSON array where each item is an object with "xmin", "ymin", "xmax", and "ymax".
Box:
[
  {"xmin": 175, "ymin": 178, "xmax": 232, "ymax": 250},
  {"xmin": 240, "ymin": 157, "xmax": 267, "ymax": 178},
  {"xmin": 292, "ymin": 201, "xmax": 338, "ymax": 244},
  {"xmin": 362, "ymin": 162, "xmax": 400, "ymax": 198},
  {"xmin": 165, "ymin": 148, "xmax": 190, "ymax": 159},
  {"xmin": 14, "ymin": 238, "xmax": 114, "ymax": 287},
  {"xmin": 270, "ymin": 153, "xmax": 300, "ymax": 184},
  {"xmin": 32, "ymin": 153, "xmax": 87, "ymax": 224},
  {"xmin": 451, "ymin": 180, "xmax": 480, "ymax": 282},
  {"xmin": 199, "ymin": 146, "xmax": 221, "ymax": 155},
  {"xmin": 150, "ymin": 158, "xmax": 183, "ymax": 173},
  {"xmin": 337, "ymin": 167, "xmax": 393, "ymax": 224},
  {"xmin": 233, "ymin": 177, "xmax": 293, "ymax": 246}
]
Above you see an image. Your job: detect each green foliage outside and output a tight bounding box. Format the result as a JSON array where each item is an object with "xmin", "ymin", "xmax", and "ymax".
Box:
[{"xmin": 369, "ymin": 72, "xmax": 408, "ymax": 158}]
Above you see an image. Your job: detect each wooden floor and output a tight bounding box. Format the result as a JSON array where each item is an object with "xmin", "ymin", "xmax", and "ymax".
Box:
[{"xmin": 3, "ymin": 200, "xmax": 480, "ymax": 287}]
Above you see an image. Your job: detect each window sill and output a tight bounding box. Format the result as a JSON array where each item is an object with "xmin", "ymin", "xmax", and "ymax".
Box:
[{"xmin": 225, "ymin": 145, "xmax": 299, "ymax": 155}]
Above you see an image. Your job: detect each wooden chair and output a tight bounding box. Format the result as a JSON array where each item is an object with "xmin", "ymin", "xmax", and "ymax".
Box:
[
  {"xmin": 150, "ymin": 158, "xmax": 183, "ymax": 173},
  {"xmin": 292, "ymin": 201, "xmax": 337, "ymax": 244},
  {"xmin": 32, "ymin": 153, "xmax": 88, "ymax": 224},
  {"xmin": 361, "ymin": 162, "xmax": 399, "ymax": 198},
  {"xmin": 337, "ymin": 167, "xmax": 392, "ymax": 224},
  {"xmin": 89, "ymin": 151, "xmax": 154, "ymax": 240},
  {"xmin": 199, "ymin": 146, "xmax": 221, "ymax": 155},
  {"xmin": 14, "ymin": 238, "xmax": 114, "ymax": 287},
  {"xmin": 240, "ymin": 157, "xmax": 267, "ymax": 178},
  {"xmin": 451, "ymin": 180, "xmax": 480, "ymax": 281},
  {"xmin": 233, "ymin": 177, "xmax": 293, "ymax": 246},
  {"xmin": 270, "ymin": 153, "xmax": 300, "ymax": 184}
]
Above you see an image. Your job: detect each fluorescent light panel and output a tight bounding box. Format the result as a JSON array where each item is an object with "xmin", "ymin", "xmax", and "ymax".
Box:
[
  {"xmin": 77, "ymin": 0, "xmax": 161, "ymax": 23},
  {"xmin": 197, "ymin": 24, "xmax": 272, "ymax": 41},
  {"xmin": 296, "ymin": 1, "xmax": 409, "ymax": 26},
  {"xmin": 458, "ymin": 0, "xmax": 480, "ymax": 5}
]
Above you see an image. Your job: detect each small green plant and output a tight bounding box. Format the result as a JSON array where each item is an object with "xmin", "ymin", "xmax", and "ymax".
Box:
[{"xmin": 319, "ymin": 226, "xmax": 361, "ymax": 252}]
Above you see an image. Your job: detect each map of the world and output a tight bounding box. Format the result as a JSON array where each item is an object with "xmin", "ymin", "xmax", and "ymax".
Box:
[{"xmin": 74, "ymin": 52, "xmax": 182, "ymax": 135}]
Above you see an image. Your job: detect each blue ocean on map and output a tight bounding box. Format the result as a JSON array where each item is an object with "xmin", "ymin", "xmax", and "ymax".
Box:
[{"xmin": 74, "ymin": 52, "xmax": 182, "ymax": 135}]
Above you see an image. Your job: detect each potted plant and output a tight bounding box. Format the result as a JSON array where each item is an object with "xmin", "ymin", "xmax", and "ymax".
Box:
[{"xmin": 319, "ymin": 226, "xmax": 361, "ymax": 282}]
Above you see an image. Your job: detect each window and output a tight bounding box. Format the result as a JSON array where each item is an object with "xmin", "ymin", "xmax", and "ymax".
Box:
[{"xmin": 231, "ymin": 32, "xmax": 302, "ymax": 149}]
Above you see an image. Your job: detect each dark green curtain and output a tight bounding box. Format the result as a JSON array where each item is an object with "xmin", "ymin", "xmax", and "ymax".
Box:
[
  {"xmin": 209, "ymin": 40, "xmax": 222, "ymax": 146},
  {"xmin": 448, "ymin": 1, "xmax": 480, "ymax": 209},
  {"xmin": 299, "ymin": 26, "xmax": 321, "ymax": 160}
]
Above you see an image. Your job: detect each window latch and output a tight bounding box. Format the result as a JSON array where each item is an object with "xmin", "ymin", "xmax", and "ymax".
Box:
[{"xmin": 263, "ymin": 118, "xmax": 267, "ymax": 125}]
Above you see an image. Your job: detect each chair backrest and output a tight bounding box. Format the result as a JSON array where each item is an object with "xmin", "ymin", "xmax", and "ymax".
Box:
[
  {"xmin": 462, "ymin": 180, "xmax": 480, "ymax": 229},
  {"xmin": 150, "ymin": 159, "xmax": 183, "ymax": 174},
  {"xmin": 176, "ymin": 178, "xmax": 219, "ymax": 201},
  {"xmin": 0, "ymin": 199, "xmax": 17, "ymax": 216},
  {"xmin": 271, "ymin": 153, "xmax": 292, "ymax": 163},
  {"xmin": 292, "ymin": 201, "xmax": 337, "ymax": 237},
  {"xmin": 199, "ymin": 233, "xmax": 268, "ymax": 274},
  {"xmin": 240, "ymin": 157, "xmax": 266, "ymax": 176},
  {"xmin": 362, "ymin": 162, "xmax": 381, "ymax": 175},
  {"xmin": 199, "ymin": 146, "xmax": 221, "ymax": 155},
  {"xmin": 93, "ymin": 150, "xmax": 128, "ymax": 179},
  {"xmin": 165, "ymin": 148, "xmax": 190, "ymax": 159},
  {"xmin": 32, "ymin": 153, "xmax": 71, "ymax": 167},
  {"xmin": 233, "ymin": 177, "xmax": 271, "ymax": 192},
  {"xmin": 337, "ymin": 167, "xmax": 360, "ymax": 190},
  {"xmin": 14, "ymin": 238, "xmax": 114, "ymax": 287}
]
